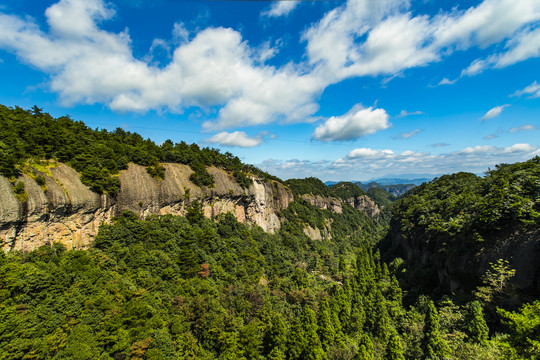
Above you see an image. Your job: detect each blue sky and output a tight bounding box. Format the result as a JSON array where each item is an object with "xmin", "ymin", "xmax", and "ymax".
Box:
[{"xmin": 1, "ymin": 0, "xmax": 539, "ymax": 181}]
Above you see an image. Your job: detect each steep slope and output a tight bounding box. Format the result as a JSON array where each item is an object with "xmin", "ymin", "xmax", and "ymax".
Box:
[
  {"xmin": 0, "ymin": 161, "xmax": 292, "ymax": 251},
  {"xmin": 285, "ymin": 178, "xmax": 382, "ymax": 218},
  {"xmin": 385, "ymin": 159, "xmax": 540, "ymax": 297}
]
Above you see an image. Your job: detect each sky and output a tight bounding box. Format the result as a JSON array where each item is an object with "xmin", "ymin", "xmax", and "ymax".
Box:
[{"xmin": 0, "ymin": 0, "xmax": 539, "ymax": 182}]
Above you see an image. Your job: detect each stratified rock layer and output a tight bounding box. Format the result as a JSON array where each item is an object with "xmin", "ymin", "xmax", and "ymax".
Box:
[{"xmin": 0, "ymin": 163, "xmax": 293, "ymax": 251}]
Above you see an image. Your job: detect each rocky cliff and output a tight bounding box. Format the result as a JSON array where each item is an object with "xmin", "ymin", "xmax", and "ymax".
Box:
[
  {"xmin": 387, "ymin": 217, "xmax": 540, "ymax": 297},
  {"xmin": 301, "ymin": 194, "xmax": 381, "ymax": 217},
  {"xmin": 0, "ymin": 162, "xmax": 293, "ymax": 252}
]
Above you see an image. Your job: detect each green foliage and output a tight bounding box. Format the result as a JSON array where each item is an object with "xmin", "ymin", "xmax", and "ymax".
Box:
[
  {"xmin": 330, "ymin": 182, "xmax": 366, "ymax": 200},
  {"xmin": 12, "ymin": 181, "xmax": 28, "ymax": 202},
  {"xmin": 367, "ymin": 186, "xmax": 397, "ymax": 207},
  {"xmin": 498, "ymin": 300, "xmax": 540, "ymax": 359},
  {"xmin": 423, "ymin": 301, "xmax": 451, "ymax": 359},
  {"xmin": 475, "ymin": 259, "xmax": 516, "ymax": 305},
  {"xmin": 285, "ymin": 177, "xmax": 332, "ymax": 197},
  {"xmin": 0, "ymin": 104, "xmax": 272, "ymax": 194},
  {"xmin": 465, "ymin": 301, "xmax": 489, "ymax": 344}
]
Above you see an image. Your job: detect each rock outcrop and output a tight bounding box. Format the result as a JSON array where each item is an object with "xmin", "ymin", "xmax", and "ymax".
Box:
[
  {"xmin": 387, "ymin": 217, "xmax": 540, "ymax": 297},
  {"xmin": 0, "ymin": 162, "xmax": 293, "ymax": 252},
  {"xmin": 301, "ymin": 194, "xmax": 381, "ymax": 217}
]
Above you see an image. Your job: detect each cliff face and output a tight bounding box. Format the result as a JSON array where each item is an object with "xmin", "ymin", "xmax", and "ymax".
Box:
[
  {"xmin": 0, "ymin": 162, "xmax": 293, "ymax": 252},
  {"xmin": 388, "ymin": 217, "xmax": 540, "ymax": 296},
  {"xmin": 301, "ymin": 194, "xmax": 381, "ymax": 217}
]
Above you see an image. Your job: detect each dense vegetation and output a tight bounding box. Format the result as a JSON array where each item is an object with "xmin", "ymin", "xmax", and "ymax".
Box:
[
  {"xmin": 394, "ymin": 158, "xmax": 540, "ymax": 243},
  {"xmin": 0, "ymin": 104, "xmax": 538, "ymax": 359},
  {"xmin": 0, "ymin": 105, "xmax": 275, "ymax": 195},
  {"xmin": 285, "ymin": 177, "xmax": 332, "ymax": 197},
  {"xmin": 1, "ymin": 199, "xmax": 538, "ymax": 359},
  {"xmin": 329, "ymin": 182, "xmax": 367, "ymax": 200},
  {"xmin": 366, "ymin": 188, "xmax": 397, "ymax": 208}
]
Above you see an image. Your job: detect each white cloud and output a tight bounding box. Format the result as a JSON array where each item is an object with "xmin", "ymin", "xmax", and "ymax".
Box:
[
  {"xmin": 462, "ymin": 26, "xmax": 540, "ymax": 76},
  {"xmin": 459, "ymin": 145, "xmax": 496, "ymax": 154},
  {"xmin": 397, "ymin": 110, "xmax": 424, "ymax": 117},
  {"xmin": 205, "ymin": 131, "xmax": 263, "ymax": 148},
  {"xmin": 1, "ymin": 0, "xmax": 540, "ymax": 129},
  {"xmin": 0, "ymin": 0, "xmax": 324, "ymax": 129},
  {"xmin": 258, "ymin": 143, "xmax": 539, "ymax": 181},
  {"xmin": 346, "ymin": 148, "xmax": 394, "ymax": 159},
  {"xmin": 261, "ymin": 1, "xmax": 300, "ymax": 18},
  {"xmin": 484, "ymin": 134, "xmax": 498, "ymax": 140},
  {"xmin": 509, "ymin": 124, "xmax": 537, "ymax": 133},
  {"xmin": 312, "ymin": 105, "xmax": 390, "ymax": 141},
  {"xmin": 437, "ymin": 77, "xmax": 457, "ymax": 86},
  {"xmin": 481, "ymin": 104, "xmax": 510, "ymax": 121},
  {"xmin": 304, "ymin": 0, "xmax": 540, "ymax": 81},
  {"xmin": 394, "ymin": 129, "xmax": 421, "ymax": 139},
  {"xmin": 504, "ymin": 143, "xmax": 537, "ymax": 153},
  {"xmin": 512, "ymin": 81, "xmax": 540, "ymax": 98}
]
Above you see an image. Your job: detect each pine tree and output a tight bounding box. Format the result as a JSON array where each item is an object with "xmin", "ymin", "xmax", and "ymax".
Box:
[
  {"xmin": 265, "ymin": 315, "xmax": 287, "ymax": 354},
  {"xmin": 287, "ymin": 316, "xmax": 306, "ymax": 360},
  {"xmin": 386, "ymin": 328, "xmax": 405, "ymax": 360},
  {"xmin": 465, "ymin": 301, "xmax": 489, "ymax": 344},
  {"xmin": 303, "ymin": 306, "xmax": 326, "ymax": 360},
  {"xmin": 423, "ymin": 301, "xmax": 451, "ymax": 360},
  {"xmin": 354, "ymin": 334, "xmax": 374, "ymax": 360},
  {"xmin": 318, "ymin": 298, "xmax": 336, "ymax": 351}
]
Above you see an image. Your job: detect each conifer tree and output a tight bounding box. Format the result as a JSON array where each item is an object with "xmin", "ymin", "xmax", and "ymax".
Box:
[
  {"xmin": 303, "ymin": 306, "xmax": 326, "ymax": 360},
  {"xmin": 465, "ymin": 301, "xmax": 489, "ymax": 344},
  {"xmin": 318, "ymin": 298, "xmax": 336, "ymax": 351},
  {"xmin": 287, "ymin": 315, "xmax": 306, "ymax": 360},
  {"xmin": 265, "ymin": 315, "xmax": 287, "ymax": 354},
  {"xmin": 423, "ymin": 301, "xmax": 451, "ymax": 360},
  {"xmin": 386, "ymin": 328, "xmax": 405, "ymax": 360},
  {"xmin": 354, "ymin": 334, "xmax": 374, "ymax": 360}
]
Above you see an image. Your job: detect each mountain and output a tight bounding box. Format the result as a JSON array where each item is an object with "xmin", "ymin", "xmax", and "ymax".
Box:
[
  {"xmin": 0, "ymin": 106, "xmax": 382, "ymax": 252},
  {"xmin": 384, "ymin": 158, "xmax": 540, "ymax": 298},
  {"xmin": 1, "ymin": 105, "xmax": 539, "ymax": 360}
]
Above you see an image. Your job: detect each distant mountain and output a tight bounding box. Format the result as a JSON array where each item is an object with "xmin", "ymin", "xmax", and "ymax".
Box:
[
  {"xmin": 368, "ymin": 177, "xmax": 432, "ymax": 186},
  {"xmin": 355, "ymin": 182, "xmax": 417, "ymax": 197}
]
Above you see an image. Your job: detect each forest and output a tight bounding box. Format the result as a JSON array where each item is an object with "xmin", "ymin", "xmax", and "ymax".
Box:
[{"xmin": 0, "ymin": 105, "xmax": 539, "ymax": 359}]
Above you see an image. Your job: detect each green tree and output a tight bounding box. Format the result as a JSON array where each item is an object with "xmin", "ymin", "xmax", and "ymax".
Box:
[
  {"xmin": 318, "ymin": 298, "xmax": 336, "ymax": 351},
  {"xmin": 465, "ymin": 301, "xmax": 489, "ymax": 344},
  {"xmin": 475, "ymin": 259, "xmax": 516, "ymax": 305},
  {"xmin": 386, "ymin": 328, "xmax": 406, "ymax": 360},
  {"xmin": 498, "ymin": 300, "xmax": 540, "ymax": 359},
  {"xmin": 423, "ymin": 301, "xmax": 451, "ymax": 360}
]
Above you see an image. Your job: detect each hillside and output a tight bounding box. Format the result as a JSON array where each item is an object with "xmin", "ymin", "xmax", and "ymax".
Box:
[
  {"xmin": 385, "ymin": 158, "xmax": 540, "ymax": 299},
  {"xmin": 0, "ymin": 105, "xmax": 539, "ymax": 359}
]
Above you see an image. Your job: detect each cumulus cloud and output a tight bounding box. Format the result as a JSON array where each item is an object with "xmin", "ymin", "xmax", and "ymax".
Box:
[
  {"xmin": 0, "ymin": 0, "xmax": 323, "ymax": 129},
  {"xmin": 312, "ymin": 105, "xmax": 390, "ymax": 141},
  {"xmin": 512, "ymin": 81, "xmax": 540, "ymax": 98},
  {"xmin": 346, "ymin": 148, "xmax": 394, "ymax": 159},
  {"xmin": 261, "ymin": 1, "xmax": 300, "ymax": 18},
  {"xmin": 205, "ymin": 131, "xmax": 263, "ymax": 147},
  {"xmin": 481, "ymin": 104, "xmax": 510, "ymax": 121},
  {"xmin": 1, "ymin": 0, "xmax": 540, "ymax": 129},
  {"xmin": 394, "ymin": 129, "xmax": 421, "ymax": 139},
  {"xmin": 258, "ymin": 143, "xmax": 539, "ymax": 181}
]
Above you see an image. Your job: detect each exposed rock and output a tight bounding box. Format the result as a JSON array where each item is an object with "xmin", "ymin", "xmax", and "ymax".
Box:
[
  {"xmin": 301, "ymin": 195, "xmax": 343, "ymax": 214},
  {"xmin": 387, "ymin": 217, "xmax": 540, "ymax": 297},
  {"xmin": 301, "ymin": 194, "xmax": 381, "ymax": 218},
  {"xmin": 342, "ymin": 195, "xmax": 381, "ymax": 217},
  {"xmin": 0, "ymin": 162, "xmax": 293, "ymax": 252}
]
